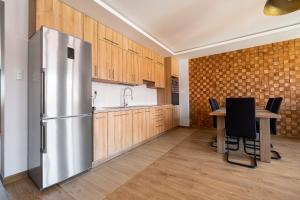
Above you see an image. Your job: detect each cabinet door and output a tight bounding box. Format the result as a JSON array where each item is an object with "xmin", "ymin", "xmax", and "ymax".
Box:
[
  {"xmin": 35, "ymin": 0, "xmax": 60, "ymax": 32},
  {"xmin": 160, "ymin": 63, "xmax": 165, "ymax": 88},
  {"xmin": 84, "ymin": 15, "xmax": 98, "ymax": 79},
  {"xmin": 132, "ymin": 53, "xmax": 140, "ymax": 84},
  {"xmin": 98, "ymin": 40, "xmax": 109, "ymax": 80},
  {"xmin": 121, "ymin": 111, "xmax": 133, "ymax": 150},
  {"xmin": 108, "ymin": 112, "xmax": 122, "ymax": 156},
  {"xmin": 153, "ymin": 108, "xmax": 164, "ymax": 135},
  {"xmin": 140, "ymin": 58, "xmax": 148, "ymax": 81},
  {"xmin": 125, "ymin": 51, "xmax": 133, "ymax": 84},
  {"xmin": 171, "ymin": 57, "xmax": 179, "ymax": 77},
  {"xmin": 155, "ymin": 63, "xmax": 165, "ymax": 88},
  {"xmin": 94, "ymin": 113, "xmax": 108, "ymax": 162},
  {"xmin": 145, "ymin": 109, "xmax": 153, "ymax": 139},
  {"xmin": 172, "ymin": 106, "xmax": 180, "ymax": 128},
  {"xmin": 132, "ymin": 109, "xmax": 145, "ymax": 145},
  {"xmin": 164, "ymin": 107, "xmax": 173, "ymax": 131},
  {"xmin": 60, "ymin": 3, "xmax": 83, "ymax": 38},
  {"xmin": 111, "ymin": 45, "xmax": 123, "ymax": 82}
]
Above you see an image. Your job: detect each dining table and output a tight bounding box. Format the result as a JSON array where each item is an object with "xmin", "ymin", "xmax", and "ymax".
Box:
[{"xmin": 210, "ymin": 107, "xmax": 281, "ymax": 163}]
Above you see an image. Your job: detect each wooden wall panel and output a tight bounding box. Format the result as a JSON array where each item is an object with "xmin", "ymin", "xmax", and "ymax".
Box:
[{"xmin": 189, "ymin": 38, "xmax": 300, "ymax": 137}]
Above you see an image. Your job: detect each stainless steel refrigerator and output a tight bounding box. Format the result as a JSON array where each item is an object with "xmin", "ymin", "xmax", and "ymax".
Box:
[{"xmin": 28, "ymin": 27, "xmax": 92, "ymax": 190}]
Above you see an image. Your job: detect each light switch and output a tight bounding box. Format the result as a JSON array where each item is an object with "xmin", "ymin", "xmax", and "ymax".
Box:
[{"xmin": 16, "ymin": 69, "xmax": 23, "ymax": 80}]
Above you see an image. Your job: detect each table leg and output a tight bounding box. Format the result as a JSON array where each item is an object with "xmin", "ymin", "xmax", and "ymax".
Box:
[
  {"xmin": 260, "ymin": 118, "xmax": 271, "ymax": 163},
  {"xmin": 217, "ymin": 116, "xmax": 225, "ymax": 153}
]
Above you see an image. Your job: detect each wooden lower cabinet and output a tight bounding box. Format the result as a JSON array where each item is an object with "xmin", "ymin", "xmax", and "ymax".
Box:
[
  {"xmin": 108, "ymin": 110, "xmax": 132, "ymax": 156},
  {"xmin": 132, "ymin": 109, "xmax": 145, "ymax": 145},
  {"xmin": 163, "ymin": 106, "xmax": 173, "ymax": 131},
  {"xmin": 93, "ymin": 112, "xmax": 108, "ymax": 162},
  {"xmin": 172, "ymin": 106, "xmax": 180, "ymax": 128},
  {"xmin": 94, "ymin": 105, "xmax": 179, "ymax": 165},
  {"xmin": 144, "ymin": 108, "xmax": 154, "ymax": 139},
  {"xmin": 153, "ymin": 108, "xmax": 165, "ymax": 135}
]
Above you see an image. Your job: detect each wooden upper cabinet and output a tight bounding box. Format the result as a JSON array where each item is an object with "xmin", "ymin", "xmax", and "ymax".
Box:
[
  {"xmin": 31, "ymin": 0, "xmax": 83, "ymax": 38},
  {"xmin": 125, "ymin": 51, "xmax": 139, "ymax": 85},
  {"xmin": 155, "ymin": 56, "xmax": 165, "ymax": 89},
  {"xmin": 84, "ymin": 15, "xmax": 98, "ymax": 79},
  {"xmin": 32, "ymin": 0, "xmax": 61, "ymax": 36},
  {"xmin": 93, "ymin": 112, "xmax": 108, "ymax": 162},
  {"xmin": 98, "ymin": 22, "xmax": 122, "ymax": 47},
  {"xmin": 111, "ymin": 45, "xmax": 123, "ymax": 82},
  {"xmin": 171, "ymin": 57, "xmax": 179, "ymax": 77},
  {"xmin": 154, "ymin": 53, "xmax": 165, "ymax": 88},
  {"xmin": 98, "ymin": 40, "xmax": 110, "ymax": 80},
  {"xmin": 60, "ymin": 3, "xmax": 83, "ymax": 38}
]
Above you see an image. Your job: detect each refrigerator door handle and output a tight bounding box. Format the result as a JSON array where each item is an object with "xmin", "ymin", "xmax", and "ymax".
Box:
[
  {"xmin": 41, "ymin": 69, "xmax": 46, "ymax": 117},
  {"xmin": 40, "ymin": 122, "xmax": 47, "ymax": 154}
]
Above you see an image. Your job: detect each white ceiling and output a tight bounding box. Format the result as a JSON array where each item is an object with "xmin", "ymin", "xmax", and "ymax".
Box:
[{"xmin": 62, "ymin": 0, "xmax": 300, "ymax": 58}]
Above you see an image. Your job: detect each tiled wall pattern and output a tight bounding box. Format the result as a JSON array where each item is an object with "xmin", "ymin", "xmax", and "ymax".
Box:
[{"xmin": 189, "ymin": 39, "xmax": 300, "ymax": 137}]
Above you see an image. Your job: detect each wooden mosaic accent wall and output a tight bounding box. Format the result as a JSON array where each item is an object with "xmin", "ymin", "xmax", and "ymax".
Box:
[{"xmin": 189, "ymin": 39, "xmax": 300, "ymax": 137}]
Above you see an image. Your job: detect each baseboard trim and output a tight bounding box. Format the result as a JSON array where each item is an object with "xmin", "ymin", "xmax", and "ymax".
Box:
[{"xmin": 3, "ymin": 171, "xmax": 28, "ymax": 185}]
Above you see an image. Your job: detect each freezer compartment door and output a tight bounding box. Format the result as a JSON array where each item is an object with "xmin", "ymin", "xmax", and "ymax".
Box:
[
  {"xmin": 42, "ymin": 27, "xmax": 92, "ymax": 118},
  {"xmin": 41, "ymin": 115, "xmax": 92, "ymax": 189}
]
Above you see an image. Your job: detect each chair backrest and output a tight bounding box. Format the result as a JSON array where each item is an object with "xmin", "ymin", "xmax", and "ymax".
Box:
[
  {"xmin": 270, "ymin": 97, "xmax": 283, "ymax": 134},
  {"xmin": 271, "ymin": 97, "xmax": 282, "ymax": 114},
  {"xmin": 265, "ymin": 98, "xmax": 275, "ymax": 111},
  {"xmin": 208, "ymin": 98, "xmax": 219, "ymax": 111},
  {"xmin": 213, "ymin": 99, "xmax": 220, "ymax": 109},
  {"xmin": 209, "ymin": 98, "xmax": 218, "ymax": 128},
  {"xmin": 226, "ymin": 98, "xmax": 256, "ymax": 139}
]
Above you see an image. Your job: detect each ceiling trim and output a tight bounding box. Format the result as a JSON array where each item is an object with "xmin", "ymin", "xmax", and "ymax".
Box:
[
  {"xmin": 93, "ymin": 0, "xmax": 174, "ymax": 55},
  {"xmin": 94, "ymin": 0, "xmax": 300, "ymax": 57},
  {"xmin": 174, "ymin": 22, "xmax": 300, "ymax": 55}
]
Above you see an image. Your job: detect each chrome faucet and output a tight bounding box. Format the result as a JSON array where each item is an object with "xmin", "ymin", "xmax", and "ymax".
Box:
[{"xmin": 123, "ymin": 87, "xmax": 133, "ymax": 107}]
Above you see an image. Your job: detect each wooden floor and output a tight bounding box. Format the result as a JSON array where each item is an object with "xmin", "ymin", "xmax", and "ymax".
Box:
[
  {"xmin": 4, "ymin": 128, "xmax": 300, "ymax": 200},
  {"xmin": 4, "ymin": 128, "xmax": 194, "ymax": 200}
]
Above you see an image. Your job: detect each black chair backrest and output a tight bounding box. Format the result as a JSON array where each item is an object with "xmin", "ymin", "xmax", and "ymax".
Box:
[
  {"xmin": 213, "ymin": 99, "xmax": 220, "ymax": 110},
  {"xmin": 271, "ymin": 97, "xmax": 282, "ymax": 114},
  {"xmin": 270, "ymin": 97, "xmax": 283, "ymax": 134},
  {"xmin": 209, "ymin": 98, "xmax": 219, "ymax": 111},
  {"xmin": 266, "ymin": 98, "xmax": 275, "ymax": 111},
  {"xmin": 226, "ymin": 98, "xmax": 256, "ymax": 139},
  {"xmin": 209, "ymin": 98, "xmax": 219, "ymax": 128}
]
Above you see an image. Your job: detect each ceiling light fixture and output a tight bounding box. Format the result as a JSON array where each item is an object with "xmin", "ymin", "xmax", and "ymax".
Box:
[{"xmin": 264, "ymin": 0, "xmax": 300, "ymax": 16}]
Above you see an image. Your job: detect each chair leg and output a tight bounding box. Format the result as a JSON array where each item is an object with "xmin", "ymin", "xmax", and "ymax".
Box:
[
  {"xmin": 271, "ymin": 150, "xmax": 281, "ymax": 160},
  {"xmin": 211, "ymin": 136, "xmax": 240, "ymax": 151},
  {"xmin": 226, "ymin": 137, "xmax": 257, "ymax": 168}
]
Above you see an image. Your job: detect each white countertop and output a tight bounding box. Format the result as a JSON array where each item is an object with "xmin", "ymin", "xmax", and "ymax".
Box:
[{"xmin": 93, "ymin": 104, "xmax": 175, "ymax": 113}]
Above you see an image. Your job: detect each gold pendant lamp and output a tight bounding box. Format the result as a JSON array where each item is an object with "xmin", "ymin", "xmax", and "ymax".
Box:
[{"xmin": 264, "ymin": 0, "xmax": 300, "ymax": 16}]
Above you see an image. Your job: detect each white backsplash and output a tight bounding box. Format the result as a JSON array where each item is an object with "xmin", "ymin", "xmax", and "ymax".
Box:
[{"xmin": 92, "ymin": 82, "xmax": 157, "ymax": 108}]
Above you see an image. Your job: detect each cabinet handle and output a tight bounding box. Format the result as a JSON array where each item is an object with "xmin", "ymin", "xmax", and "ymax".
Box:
[
  {"xmin": 145, "ymin": 56, "xmax": 153, "ymax": 61},
  {"xmin": 112, "ymin": 69, "xmax": 114, "ymax": 79},
  {"xmin": 128, "ymin": 49, "xmax": 138, "ymax": 54},
  {"xmin": 104, "ymin": 37, "xmax": 119, "ymax": 46}
]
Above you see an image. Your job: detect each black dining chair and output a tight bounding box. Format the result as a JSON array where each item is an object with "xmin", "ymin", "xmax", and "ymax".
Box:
[
  {"xmin": 209, "ymin": 98, "xmax": 219, "ymax": 128},
  {"xmin": 266, "ymin": 98, "xmax": 275, "ymax": 111},
  {"xmin": 244, "ymin": 97, "xmax": 282, "ymax": 160},
  {"xmin": 209, "ymin": 98, "xmax": 240, "ymax": 150},
  {"xmin": 209, "ymin": 98, "xmax": 219, "ymax": 148},
  {"xmin": 226, "ymin": 98, "xmax": 258, "ymax": 168}
]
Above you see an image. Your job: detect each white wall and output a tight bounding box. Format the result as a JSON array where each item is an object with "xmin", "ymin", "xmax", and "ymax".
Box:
[
  {"xmin": 179, "ymin": 59, "xmax": 189, "ymax": 127},
  {"xmin": 3, "ymin": 0, "xmax": 28, "ymax": 177},
  {"xmin": 92, "ymin": 82, "xmax": 157, "ymax": 108}
]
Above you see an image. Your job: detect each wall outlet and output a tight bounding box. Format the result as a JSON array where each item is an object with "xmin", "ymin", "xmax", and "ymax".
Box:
[{"xmin": 16, "ymin": 69, "xmax": 23, "ymax": 80}]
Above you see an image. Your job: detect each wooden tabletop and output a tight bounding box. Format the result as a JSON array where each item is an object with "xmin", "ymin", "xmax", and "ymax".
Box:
[{"xmin": 210, "ymin": 108, "xmax": 281, "ymax": 119}]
